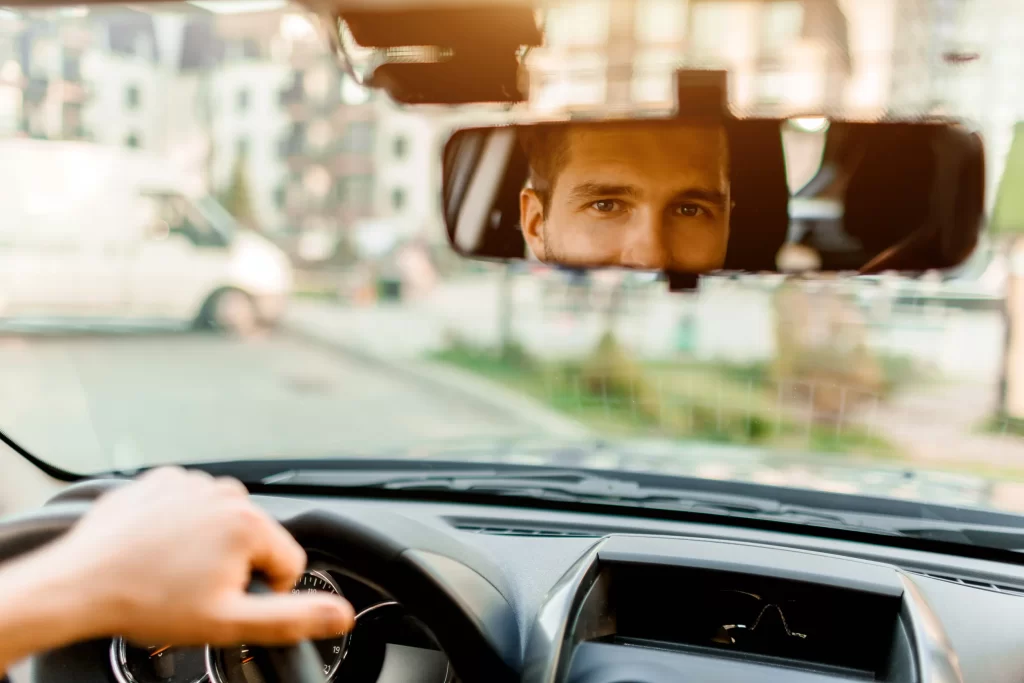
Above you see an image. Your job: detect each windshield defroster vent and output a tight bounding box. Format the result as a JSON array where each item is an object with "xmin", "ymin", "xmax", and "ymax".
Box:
[
  {"xmin": 907, "ymin": 570, "xmax": 1024, "ymax": 597},
  {"xmin": 451, "ymin": 521, "xmax": 605, "ymax": 538}
]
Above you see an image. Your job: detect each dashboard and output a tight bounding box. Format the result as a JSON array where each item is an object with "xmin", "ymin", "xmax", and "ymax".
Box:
[{"xmin": 16, "ymin": 492, "xmax": 1024, "ymax": 683}]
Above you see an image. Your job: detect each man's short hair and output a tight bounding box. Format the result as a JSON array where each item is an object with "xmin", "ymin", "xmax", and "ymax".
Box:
[{"xmin": 517, "ymin": 124, "xmax": 571, "ymax": 213}]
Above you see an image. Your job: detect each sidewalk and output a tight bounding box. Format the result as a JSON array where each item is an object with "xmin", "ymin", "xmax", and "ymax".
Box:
[
  {"xmin": 287, "ymin": 299, "xmax": 447, "ymax": 360},
  {"xmin": 287, "ymin": 274, "xmax": 706, "ymax": 362},
  {"xmin": 283, "ymin": 296, "xmax": 590, "ymax": 439}
]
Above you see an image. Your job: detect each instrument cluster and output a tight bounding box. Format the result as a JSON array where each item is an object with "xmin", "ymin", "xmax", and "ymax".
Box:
[{"xmin": 110, "ymin": 567, "xmax": 451, "ymax": 683}]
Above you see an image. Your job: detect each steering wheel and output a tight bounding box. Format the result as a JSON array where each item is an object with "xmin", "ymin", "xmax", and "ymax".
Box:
[{"xmin": 0, "ymin": 478, "xmax": 521, "ymax": 683}]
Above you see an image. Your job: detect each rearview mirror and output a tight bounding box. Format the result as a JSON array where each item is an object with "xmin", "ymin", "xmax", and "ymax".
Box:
[{"xmin": 442, "ymin": 117, "xmax": 985, "ymax": 276}]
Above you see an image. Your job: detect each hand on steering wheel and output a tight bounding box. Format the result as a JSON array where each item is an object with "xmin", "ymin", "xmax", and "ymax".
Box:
[{"xmin": 0, "ymin": 468, "xmax": 354, "ymax": 677}]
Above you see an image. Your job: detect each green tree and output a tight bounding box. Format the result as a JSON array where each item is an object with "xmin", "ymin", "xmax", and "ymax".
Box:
[
  {"xmin": 220, "ymin": 154, "xmax": 257, "ymax": 230},
  {"xmin": 991, "ymin": 123, "xmax": 1024, "ymax": 417},
  {"xmin": 992, "ymin": 123, "xmax": 1024, "ymax": 237}
]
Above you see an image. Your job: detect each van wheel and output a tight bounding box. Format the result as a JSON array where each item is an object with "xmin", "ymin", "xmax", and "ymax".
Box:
[{"xmin": 204, "ymin": 288, "xmax": 258, "ymax": 336}]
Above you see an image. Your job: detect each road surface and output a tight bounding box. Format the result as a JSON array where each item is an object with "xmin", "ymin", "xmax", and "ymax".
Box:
[{"xmin": 0, "ymin": 331, "xmax": 535, "ymax": 474}]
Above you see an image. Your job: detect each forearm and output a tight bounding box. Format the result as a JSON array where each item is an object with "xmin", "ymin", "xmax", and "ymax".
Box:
[{"xmin": 0, "ymin": 543, "xmax": 112, "ymax": 675}]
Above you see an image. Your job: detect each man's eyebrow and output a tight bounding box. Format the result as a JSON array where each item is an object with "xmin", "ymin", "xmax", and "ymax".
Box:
[
  {"xmin": 672, "ymin": 188, "xmax": 729, "ymax": 207},
  {"xmin": 567, "ymin": 183, "xmax": 728, "ymax": 207},
  {"xmin": 568, "ymin": 183, "xmax": 641, "ymax": 200}
]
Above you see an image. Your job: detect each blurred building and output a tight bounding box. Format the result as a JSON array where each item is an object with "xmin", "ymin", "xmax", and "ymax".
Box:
[
  {"xmin": 1, "ymin": 9, "xmax": 93, "ymax": 141},
  {"xmin": 372, "ymin": 97, "xmax": 440, "ymax": 241},
  {"xmin": 0, "ymin": 12, "xmax": 23, "ymax": 135},
  {"xmin": 277, "ymin": 32, "xmax": 376, "ymax": 261},
  {"xmin": 525, "ymin": 0, "xmax": 916, "ymax": 119},
  {"xmin": 0, "ymin": 5, "xmax": 382, "ymax": 248},
  {"xmin": 370, "ymin": 99, "xmax": 515, "ymax": 247}
]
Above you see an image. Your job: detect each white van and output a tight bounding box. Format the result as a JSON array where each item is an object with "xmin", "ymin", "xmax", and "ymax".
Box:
[{"xmin": 0, "ymin": 140, "xmax": 292, "ymax": 333}]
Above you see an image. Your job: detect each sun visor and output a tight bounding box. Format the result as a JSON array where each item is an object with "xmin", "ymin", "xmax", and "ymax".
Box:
[{"xmin": 322, "ymin": 4, "xmax": 540, "ymax": 103}]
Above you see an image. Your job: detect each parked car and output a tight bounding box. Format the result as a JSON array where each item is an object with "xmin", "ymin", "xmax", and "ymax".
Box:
[{"xmin": 0, "ymin": 140, "xmax": 292, "ymax": 333}]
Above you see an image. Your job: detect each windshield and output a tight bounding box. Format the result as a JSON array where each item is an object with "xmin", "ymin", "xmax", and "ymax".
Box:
[{"xmin": 2, "ymin": 1, "xmax": 1024, "ymax": 526}]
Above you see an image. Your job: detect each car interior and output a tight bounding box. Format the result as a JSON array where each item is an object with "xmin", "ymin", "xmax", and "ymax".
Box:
[{"xmin": 7, "ymin": 459, "xmax": 1024, "ymax": 683}]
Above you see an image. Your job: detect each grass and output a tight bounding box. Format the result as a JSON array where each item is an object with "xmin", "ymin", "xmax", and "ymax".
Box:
[
  {"xmin": 430, "ymin": 341, "xmax": 900, "ymax": 458},
  {"xmin": 982, "ymin": 414, "xmax": 1024, "ymax": 437}
]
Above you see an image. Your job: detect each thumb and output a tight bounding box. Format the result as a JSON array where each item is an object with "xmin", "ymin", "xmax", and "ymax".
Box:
[{"xmin": 215, "ymin": 592, "xmax": 355, "ymax": 646}]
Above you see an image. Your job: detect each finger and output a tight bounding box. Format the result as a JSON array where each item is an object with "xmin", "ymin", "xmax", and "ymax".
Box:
[
  {"xmin": 215, "ymin": 476, "xmax": 249, "ymax": 498},
  {"xmin": 187, "ymin": 469, "xmax": 216, "ymax": 484},
  {"xmin": 242, "ymin": 505, "xmax": 307, "ymax": 592},
  {"xmin": 214, "ymin": 593, "xmax": 355, "ymax": 646},
  {"xmin": 140, "ymin": 466, "xmax": 187, "ymax": 482}
]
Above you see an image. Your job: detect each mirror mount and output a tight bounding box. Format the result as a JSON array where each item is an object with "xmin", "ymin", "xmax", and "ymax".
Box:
[
  {"xmin": 666, "ymin": 272, "xmax": 700, "ymax": 293},
  {"xmin": 674, "ymin": 69, "xmax": 730, "ymax": 120}
]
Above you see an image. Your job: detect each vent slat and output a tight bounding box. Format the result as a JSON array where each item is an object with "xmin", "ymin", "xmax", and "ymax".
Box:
[
  {"xmin": 451, "ymin": 522, "xmax": 1024, "ymax": 595},
  {"xmin": 453, "ymin": 523, "xmax": 604, "ymax": 538},
  {"xmin": 910, "ymin": 571, "xmax": 1024, "ymax": 596}
]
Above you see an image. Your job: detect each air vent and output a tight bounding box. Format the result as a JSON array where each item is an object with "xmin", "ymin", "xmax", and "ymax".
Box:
[
  {"xmin": 452, "ymin": 522, "xmax": 605, "ymax": 538},
  {"xmin": 908, "ymin": 570, "xmax": 1024, "ymax": 597}
]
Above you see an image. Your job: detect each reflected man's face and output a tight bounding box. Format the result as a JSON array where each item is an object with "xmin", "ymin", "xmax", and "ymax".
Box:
[{"xmin": 519, "ymin": 122, "xmax": 731, "ymax": 272}]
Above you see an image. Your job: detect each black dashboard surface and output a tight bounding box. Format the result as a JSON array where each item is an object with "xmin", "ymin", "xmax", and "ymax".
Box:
[{"xmin": 21, "ymin": 493, "xmax": 1024, "ymax": 683}]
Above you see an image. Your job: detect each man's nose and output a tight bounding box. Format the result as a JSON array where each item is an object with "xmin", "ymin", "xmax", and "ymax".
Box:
[{"xmin": 620, "ymin": 211, "xmax": 669, "ymax": 270}]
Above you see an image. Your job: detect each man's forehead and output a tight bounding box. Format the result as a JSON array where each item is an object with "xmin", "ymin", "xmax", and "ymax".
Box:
[
  {"xmin": 568, "ymin": 122, "xmax": 725, "ymax": 152},
  {"xmin": 561, "ymin": 122, "xmax": 728, "ymax": 186}
]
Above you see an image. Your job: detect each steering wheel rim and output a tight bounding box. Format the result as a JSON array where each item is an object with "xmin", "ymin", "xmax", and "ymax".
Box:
[{"xmin": 0, "ymin": 480, "xmax": 521, "ymax": 683}]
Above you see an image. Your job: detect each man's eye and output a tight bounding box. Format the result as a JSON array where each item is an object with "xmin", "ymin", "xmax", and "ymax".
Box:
[
  {"xmin": 590, "ymin": 200, "xmax": 619, "ymax": 213},
  {"xmin": 675, "ymin": 204, "xmax": 706, "ymax": 218}
]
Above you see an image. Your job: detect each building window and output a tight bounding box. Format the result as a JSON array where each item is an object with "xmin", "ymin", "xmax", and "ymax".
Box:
[
  {"xmin": 391, "ymin": 187, "xmax": 406, "ymax": 211},
  {"xmin": 393, "ymin": 135, "xmax": 408, "ymax": 159},
  {"xmin": 544, "ymin": 0, "xmax": 610, "ymax": 47},
  {"xmin": 237, "ymin": 88, "xmax": 250, "ymax": 112},
  {"xmin": 759, "ymin": 1, "xmax": 803, "ymax": 55},
  {"xmin": 125, "ymin": 132, "xmax": 141, "ymax": 148},
  {"xmin": 62, "ymin": 54, "xmax": 82, "ymax": 81},
  {"xmin": 339, "ymin": 175, "xmax": 374, "ymax": 211},
  {"xmin": 342, "ymin": 121, "xmax": 374, "ymax": 153},
  {"xmin": 688, "ymin": 3, "xmax": 746, "ymax": 59},
  {"xmin": 635, "ymin": 0, "xmax": 686, "ymax": 44},
  {"xmin": 280, "ymin": 71, "xmax": 303, "ymax": 105},
  {"xmin": 125, "ymin": 84, "xmax": 141, "ymax": 110},
  {"xmin": 280, "ymin": 122, "xmax": 306, "ymax": 158}
]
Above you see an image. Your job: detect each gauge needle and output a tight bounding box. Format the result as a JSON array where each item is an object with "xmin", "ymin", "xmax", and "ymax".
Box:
[
  {"xmin": 242, "ymin": 656, "xmax": 254, "ymax": 664},
  {"xmin": 149, "ymin": 645, "xmax": 172, "ymax": 658}
]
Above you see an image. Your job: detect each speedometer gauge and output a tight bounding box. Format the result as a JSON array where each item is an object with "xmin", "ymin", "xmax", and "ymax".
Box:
[
  {"xmin": 207, "ymin": 570, "xmax": 349, "ymax": 683},
  {"xmin": 111, "ymin": 639, "xmax": 208, "ymax": 683}
]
